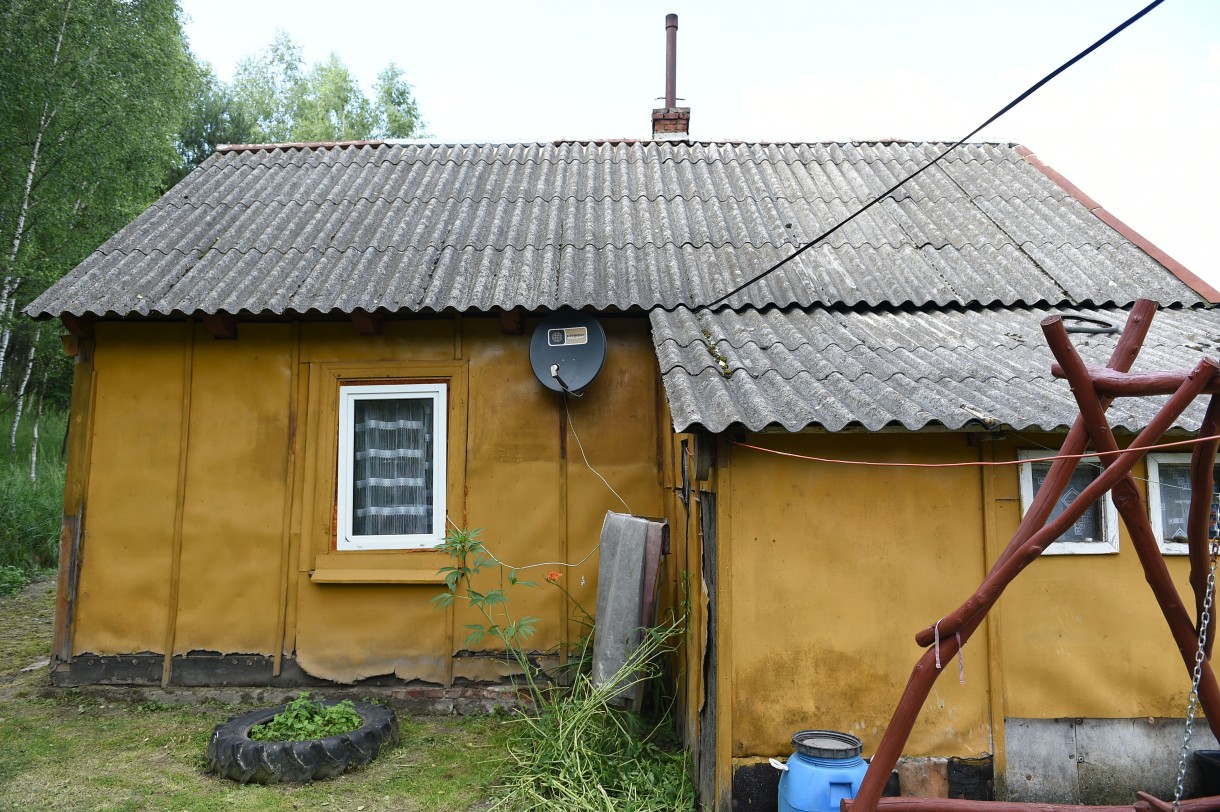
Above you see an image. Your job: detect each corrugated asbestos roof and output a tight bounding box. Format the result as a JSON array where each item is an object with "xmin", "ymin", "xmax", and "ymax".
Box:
[
  {"xmin": 652, "ymin": 304, "xmax": 1220, "ymax": 433},
  {"xmin": 26, "ymin": 140, "xmax": 1206, "ymax": 319},
  {"xmin": 29, "ymin": 138, "xmax": 1217, "ymax": 435}
]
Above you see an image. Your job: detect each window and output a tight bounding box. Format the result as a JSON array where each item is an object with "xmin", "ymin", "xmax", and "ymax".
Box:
[
  {"xmin": 1147, "ymin": 453, "xmax": 1220, "ymax": 556},
  {"xmin": 1018, "ymin": 450, "xmax": 1118, "ymax": 555},
  {"xmin": 336, "ymin": 382, "xmax": 447, "ymax": 550}
]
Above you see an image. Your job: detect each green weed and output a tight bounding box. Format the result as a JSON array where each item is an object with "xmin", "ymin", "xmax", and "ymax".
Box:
[
  {"xmin": 249, "ymin": 692, "xmax": 364, "ymax": 742},
  {"xmin": 435, "ymin": 527, "xmax": 695, "ymax": 811},
  {"xmin": 0, "ymin": 407, "xmax": 66, "ymax": 592}
]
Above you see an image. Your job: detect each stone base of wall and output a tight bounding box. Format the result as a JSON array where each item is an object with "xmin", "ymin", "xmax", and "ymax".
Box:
[
  {"xmin": 730, "ymin": 755, "xmax": 991, "ymax": 810},
  {"xmin": 50, "ymin": 652, "xmax": 530, "ymax": 715}
]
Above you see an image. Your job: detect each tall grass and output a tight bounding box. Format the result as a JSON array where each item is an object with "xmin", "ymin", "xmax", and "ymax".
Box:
[
  {"xmin": 492, "ymin": 618, "xmax": 695, "ymax": 812},
  {"xmin": 0, "ymin": 407, "xmax": 66, "ymax": 594},
  {"xmin": 434, "ymin": 528, "xmax": 695, "ymax": 811}
]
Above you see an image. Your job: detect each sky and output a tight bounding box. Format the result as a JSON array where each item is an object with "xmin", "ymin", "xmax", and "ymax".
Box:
[{"xmin": 178, "ymin": 0, "xmax": 1220, "ymax": 290}]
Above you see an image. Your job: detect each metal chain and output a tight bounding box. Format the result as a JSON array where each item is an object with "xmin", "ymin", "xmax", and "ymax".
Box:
[{"xmin": 1174, "ymin": 541, "xmax": 1219, "ymax": 811}]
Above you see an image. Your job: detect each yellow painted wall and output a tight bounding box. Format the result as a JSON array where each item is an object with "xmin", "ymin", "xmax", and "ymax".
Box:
[
  {"xmin": 720, "ymin": 432, "xmax": 995, "ymax": 759},
  {"xmin": 173, "ymin": 324, "xmax": 293, "ymax": 655},
  {"xmin": 708, "ymin": 427, "xmax": 1204, "ymax": 777},
  {"xmin": 67, "ymin": 315, "xmax": 663, "ymax": 685},
  {"xmin": 989, "ymin": 434, "xmax": 1196, "ymax": 720},
  {"xmin": 72, "ymin": 324, "xmax": 187, "ymax": 655}
]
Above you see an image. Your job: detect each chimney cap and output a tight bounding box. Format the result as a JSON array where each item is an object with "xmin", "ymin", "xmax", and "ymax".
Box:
[{"xmin": 657, "ymin": 12, "xmax": 685, "ymax": 136}]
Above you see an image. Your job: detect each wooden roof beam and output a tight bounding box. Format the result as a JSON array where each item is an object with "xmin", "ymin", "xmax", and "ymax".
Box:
[
  {"xmin": 202, "ymin": 313, "xmax": 238, "ymax": 339},
  {"xmin": 351, "ymin": 309, "xmax": 384, "ymax": 335}
]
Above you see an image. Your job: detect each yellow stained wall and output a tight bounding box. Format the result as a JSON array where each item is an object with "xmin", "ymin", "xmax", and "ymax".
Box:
[
  {"xmin": 989, "ymin": 434, "xmax": 1196, "ymax": 720},
  {"xmin": 706, "ymin": 427, "xmax": 1203, "ymax": 780},
  {"xmin": 720, "ymin": 432, "xmax": 995, "ymax": 759},
  {"xmin": 66, "ymin": 316, "xmax": 662, "ymax": 685},
  {"xmin": 72, "ymin": 324, "xmax": 187, "ymax": 654}
]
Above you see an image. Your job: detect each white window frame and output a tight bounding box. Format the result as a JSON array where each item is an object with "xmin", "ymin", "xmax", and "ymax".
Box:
[
  {"xmin": 1146, "ymin": 452, "xmax": 1218, "ymax": 556},
  {"xmin": 336, "ymin": 382, "xmax": 447, "ymax": 550},
  {"xmin": 1017, "ymin": 450, "xmax": 1119, "ymax": 555}
]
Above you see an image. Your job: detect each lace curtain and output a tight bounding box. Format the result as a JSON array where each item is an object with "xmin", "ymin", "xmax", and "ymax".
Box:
[{"xmin": 350, "ymin": 397, "xmax": 434, "ymax": 536}]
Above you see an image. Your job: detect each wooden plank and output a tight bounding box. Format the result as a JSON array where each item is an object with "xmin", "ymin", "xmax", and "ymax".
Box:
[
  {"xmin": 309, "ymin": 568, "xmax": 445, "ymax": 584},
  {"xmin": 52, "ymin": 338, "xmax": 95, "ymax": 664}
]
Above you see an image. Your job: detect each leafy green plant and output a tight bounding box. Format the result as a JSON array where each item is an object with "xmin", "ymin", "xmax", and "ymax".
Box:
[
  {"xmin": 248, "ymin": 693, "xmax": 364, "ymax": 742},
  {"xmin": 434, "ymin": 527, "xmax": 695, "ymax": 811},
  {"xmin": 0, "ymin": 407, "xmax": 66, "ymax": 588},
  {"xmin": 0, "ymin": 564, "xmax": 26, "ymax": 595},
  {"xmin": 431, "ymin": 527, "xmax": 542, "ymax": 693}
]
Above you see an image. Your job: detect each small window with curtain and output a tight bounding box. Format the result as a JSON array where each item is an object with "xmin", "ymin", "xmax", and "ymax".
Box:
[
  {"xmin": 1017, "ymin": 450, "xmax": 1119, "ymax": 555},
  {"xmin": 336, "ymin": 382, "xmax": 447, "ymax": 550},
  {"xmin": 1147, "ymin": 452, "xmax": 1220, "ymax": 556}
]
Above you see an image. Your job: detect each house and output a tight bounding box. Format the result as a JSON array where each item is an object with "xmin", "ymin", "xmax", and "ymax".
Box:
[{"xmin": 27, "ymin": 102, "xmax": 1220, "ymax": 806}]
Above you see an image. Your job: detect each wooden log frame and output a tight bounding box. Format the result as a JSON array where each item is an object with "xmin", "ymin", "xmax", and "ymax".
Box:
[{"xmin": 851, "ymin": 299, "xmax": 1220, "ymax": 810}]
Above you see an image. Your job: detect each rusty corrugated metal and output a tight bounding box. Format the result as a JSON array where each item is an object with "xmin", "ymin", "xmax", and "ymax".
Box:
[
  {"xmin": 26, "ymin": 140, "xmax": 1204, "ymax": 320},
  {"xmin": 652, "ymin": 304, "xmax": 1220, "ymax": 433}
]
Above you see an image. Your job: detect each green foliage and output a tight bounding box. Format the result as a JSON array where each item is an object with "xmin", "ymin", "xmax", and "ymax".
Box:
[
  {"xmin": 375, "ymin": 63, "xmax": 426, "ymax": 139},
  {"xmin": 248, "ymin": 692, "xmax": 365, "ymax": 742},
  {"xmin": 434, "ymin": 528, "xmax": 695, "ymax": 811},
  {"xmin": 0, "ymin": 564, "xmax": 26, "ymax": 596},
  {"xmin": 0, "ymin": 0, "xmax": 195, "ymax": 416},
  {"xmin": 0, "ymin": 407, "xmax": 66, "ymax": 590},
  {"xmin": 0, "ymin": 0, "xmax": 196, "ymax": 287},
  {"xmin": 492, "ymin": 616, "xmax": 694, "ymax": 812},
  {"xmin": 221, "ymin": 29, "xmax": 427, "ymax": 148},
  {"xmin": 168, "ymin": 62, "xmax": 256, "ymax": 185}
]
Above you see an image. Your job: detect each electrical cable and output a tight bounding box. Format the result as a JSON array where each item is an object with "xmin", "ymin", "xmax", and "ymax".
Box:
[
  {"xmin": 441, "ymin": 393, "xmax": 633, "ymax": 572},
  {"xmin": 731, "ymin": 432, "xmax": 1220, "ymax": 469},
  {"xmin": 705, "ymin": 0, "xmax": 1166, "ymax": 310},
  {"xmin": 565, "ymin": 393, "xmax": 632, "ymax": 514}
]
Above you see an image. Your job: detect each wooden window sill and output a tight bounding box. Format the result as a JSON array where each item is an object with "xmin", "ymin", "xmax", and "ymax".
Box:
[
  {"xmin": 309, "ymin": 551, "xmax": 447, "ymax": 584},
  {"xmin": 310, "ymin": 567, "xmax": 445, "ymax": 584}
]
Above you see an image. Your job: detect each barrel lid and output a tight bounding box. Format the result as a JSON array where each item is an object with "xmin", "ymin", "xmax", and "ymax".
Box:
[{"xmin": 791, "ymin": 730, "xmax": 863, "ymax": 759}]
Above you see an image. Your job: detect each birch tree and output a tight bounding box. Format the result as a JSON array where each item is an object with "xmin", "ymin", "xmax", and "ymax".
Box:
[{"xmin": 0, "ymin": 0, "xmax": 194, "ymax": 412}]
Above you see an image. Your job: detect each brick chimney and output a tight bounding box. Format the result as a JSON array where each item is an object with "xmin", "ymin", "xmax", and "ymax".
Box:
[{"xmin": 652, "ymin": 14, "xmax": 690, "ymax": 140}]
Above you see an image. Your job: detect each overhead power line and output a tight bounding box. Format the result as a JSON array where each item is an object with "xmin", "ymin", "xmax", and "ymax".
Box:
[{"xmin": 705, "ymin": 0, "xmax": 1166, "ymax": 310}]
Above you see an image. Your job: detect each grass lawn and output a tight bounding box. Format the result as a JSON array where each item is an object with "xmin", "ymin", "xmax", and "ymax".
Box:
[{"xmin": 0, "ymin": 578, "xmax": 510, "ymax": 812}]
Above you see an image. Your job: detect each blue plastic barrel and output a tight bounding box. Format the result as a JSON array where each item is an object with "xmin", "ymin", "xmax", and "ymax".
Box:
[{"xmin": 775, "ymin": 730, "xmax": 869, "ymax": 812}]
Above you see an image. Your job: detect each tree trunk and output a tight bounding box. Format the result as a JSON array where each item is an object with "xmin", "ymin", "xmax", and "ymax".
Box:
[
  {"xmin": 29, "ymin": 366, "xmax": 48, "ymax": 481},
  {"xmin": 9, "ymin": 327, "xmax": 39, "ymax": 452},
  {"xmin": 0, "ymin": 0, "xmax": 72, "ymax": 384}
]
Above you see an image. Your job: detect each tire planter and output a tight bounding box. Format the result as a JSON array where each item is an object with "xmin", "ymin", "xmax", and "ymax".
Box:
[{"xmin": 207, "ymin": 700, "xmax": 399, "ymax": 784}]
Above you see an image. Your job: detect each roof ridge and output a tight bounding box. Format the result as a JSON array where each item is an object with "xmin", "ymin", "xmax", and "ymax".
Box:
[{"xmin": 215, "ymin": 139, "xmax": 1025, "ymax": 155}]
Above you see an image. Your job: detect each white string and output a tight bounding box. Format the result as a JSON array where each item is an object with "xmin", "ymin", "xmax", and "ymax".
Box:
[
  {"xmin": 933, "ymin": 618, "xmax": 966, "ymax": 684},
  {"xmin": 565, "ymin": 394, "xmax": 632, "ymax": 514},
  {"xmin": 439, "ymin": 396, "xmax": 633, "ymax": 572},
  {"xmin": 445, "ymin": 514, "xmax": 599, "ymax": 571}
]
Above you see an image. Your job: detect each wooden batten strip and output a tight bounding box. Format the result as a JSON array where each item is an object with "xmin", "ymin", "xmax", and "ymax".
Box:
[
  {"xmin": 52, "ymin": 339, "xmax": 97, "ymax": 665},
  {"xmin": 162, "ymin": 321, "xmax": 196, "ymax": 686}
]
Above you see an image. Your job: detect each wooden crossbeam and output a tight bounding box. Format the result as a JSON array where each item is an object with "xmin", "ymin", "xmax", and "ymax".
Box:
[{"xmin": 852, "ymin": 299, "xmax": 1220, "ymax": 810}]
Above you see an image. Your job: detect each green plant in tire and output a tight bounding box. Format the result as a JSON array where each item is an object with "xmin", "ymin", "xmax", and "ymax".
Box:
[{"xmin": 249, "ymin": 692, "xmax": 364, "ymax": 742}]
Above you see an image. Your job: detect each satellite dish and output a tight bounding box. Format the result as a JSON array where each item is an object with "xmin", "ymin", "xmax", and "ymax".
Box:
[{"xmin": 529, "ymin": 309, "xmax": 607, "ymax": 395}]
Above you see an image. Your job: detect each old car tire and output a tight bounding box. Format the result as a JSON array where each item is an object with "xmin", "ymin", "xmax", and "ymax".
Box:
[{"xmin": 208, "ymin": 700, "xmax": 399, "ymax": 784}]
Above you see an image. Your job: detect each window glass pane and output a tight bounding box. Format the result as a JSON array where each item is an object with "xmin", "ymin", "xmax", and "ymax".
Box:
[
  {"xmin": 1031, "ymin": 461, "xmax": 1103, "ymax": 544},
  {"xmin": 1156, "ymin": 462, "xmax": 1220, "ymax": 543},
  {"xmin": 351, "ymin": 397, "xmax": 434, "ymax": 536}
]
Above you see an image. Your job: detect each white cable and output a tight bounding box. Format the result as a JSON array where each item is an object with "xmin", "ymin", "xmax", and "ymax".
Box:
[
  {"xmin": 436, "ymin": 390, "xmax": 634, "ymax": 572},
  {"xmin": 565, "ymin": 394, "xmax": 632, "ymax": 514}
]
